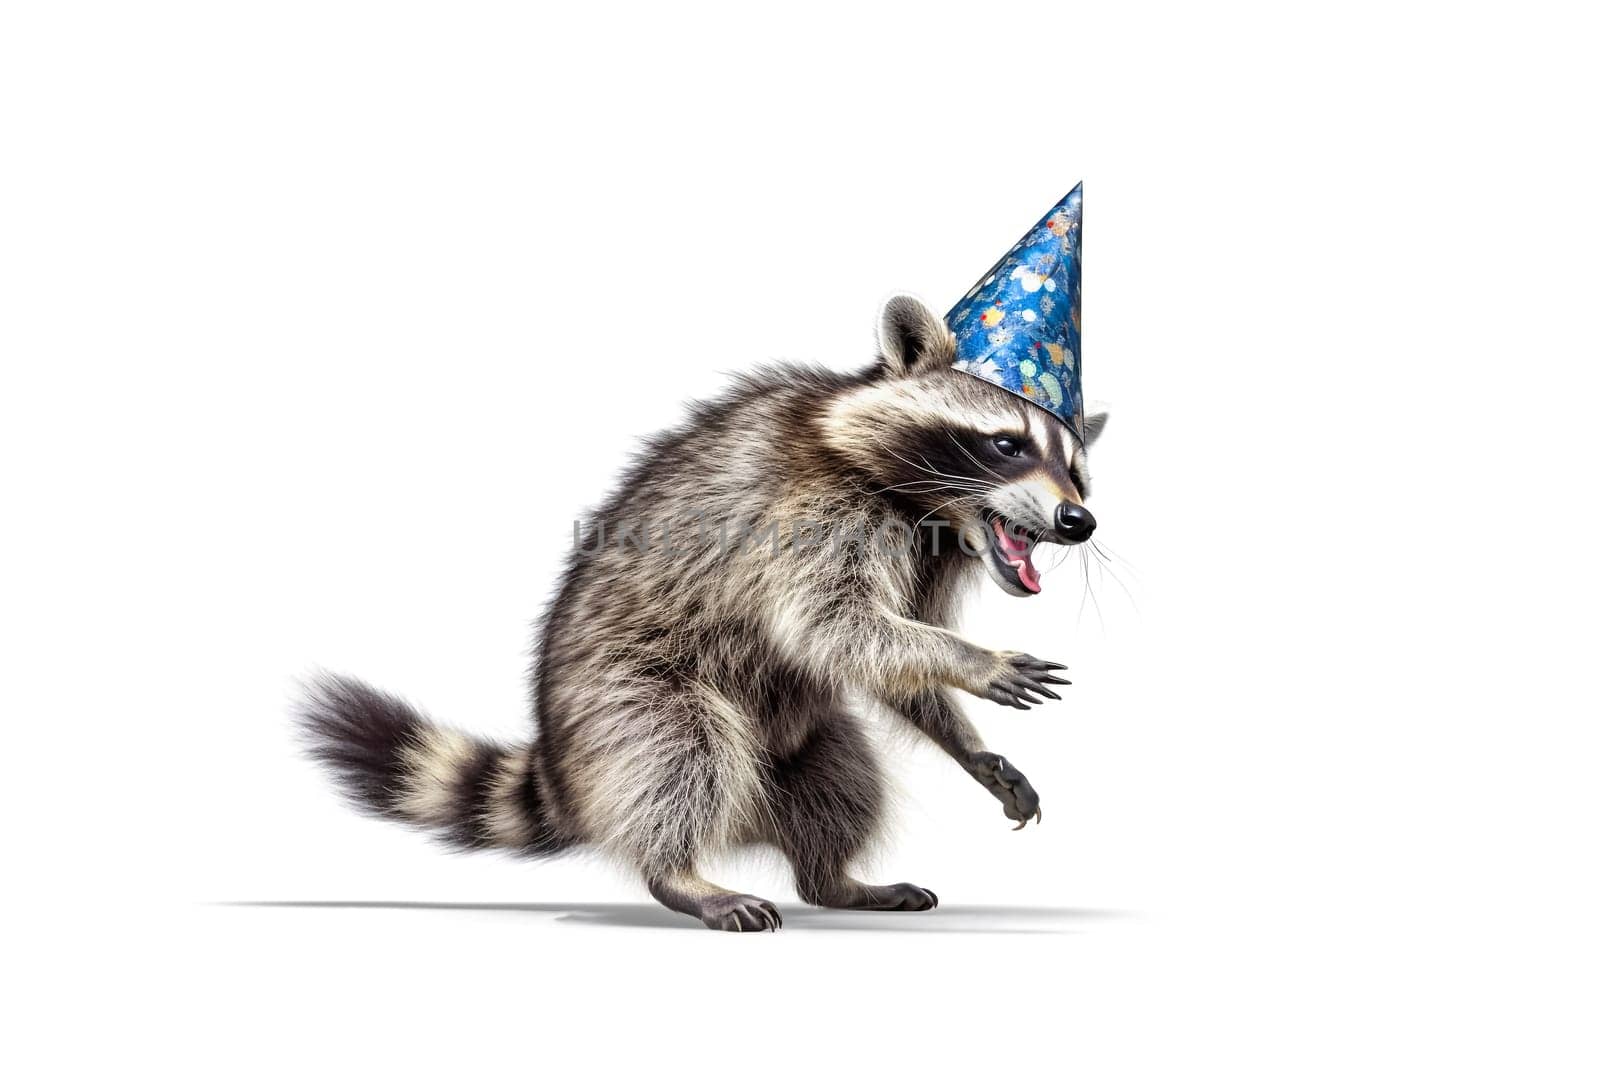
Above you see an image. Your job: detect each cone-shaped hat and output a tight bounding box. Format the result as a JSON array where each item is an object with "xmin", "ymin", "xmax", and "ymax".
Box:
[{"xmin": 946, "ymin": 184, "xmax": 1083, "ymax": 439}]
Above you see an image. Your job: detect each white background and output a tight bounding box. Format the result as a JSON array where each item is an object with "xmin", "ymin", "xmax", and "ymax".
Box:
[{"xmin": 3, "ymin": 2, "xmax": 1597, "ymax": 1063}]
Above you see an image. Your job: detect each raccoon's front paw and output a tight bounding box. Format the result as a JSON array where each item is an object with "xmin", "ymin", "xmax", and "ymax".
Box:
[
  {"xmin": 979, "ymin": 652, "xmax": 1070, "ymax": 708},
  {"xmin": 969, "ymin": 751, "xmax": 1042, "ymax": 830}
]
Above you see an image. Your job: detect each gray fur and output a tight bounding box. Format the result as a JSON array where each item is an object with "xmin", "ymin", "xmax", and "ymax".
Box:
[{"xmin": 298, "ymin": 296, "xmax": 1103, "ymax": 931}]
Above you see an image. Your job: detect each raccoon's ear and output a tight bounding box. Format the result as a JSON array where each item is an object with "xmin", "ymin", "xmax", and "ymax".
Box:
[
  {"xmin": 1081, "ymin": 406, "xmax": 1110, "ymax": 448},
  {"xmin": 877, "ymin": 294, "xmax": 955, "ymax": 378}
]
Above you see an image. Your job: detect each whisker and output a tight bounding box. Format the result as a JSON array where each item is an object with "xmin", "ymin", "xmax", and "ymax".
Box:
[
  {"xmin": 1075, "ymin": 546, "xmax": 1092, "ymax": 626},
  {"xmin": 881, "ymin": 444, "xmax": 947, "ymax": 481},
  {"xmin": 918, "ymin": 448, "xmax": 997, "ymax": 485},
  {"xmin": 1088, "ymin": 538, "xmax": 1139, "ymax": 576},
  {"xmin": 882, "ymin": 445, "xmax": 991, "ymax": 488},
  {"xmin": 944, "ymin": 431, "xmax": 1006, "ymax": 482},
  {"xmin": 911, "ymin": 492, "xmax": 984, "ymax": 531},
  {"xmin": 1088, "ymin": 546, "xmax": 1140, "ymax": 615},
  {"xmin": 868, "ymin": 478, "xmax": 989, "ymax": 496},
  {"xmin": 1067, "ymin": 542, "xmax": 1134, "ymax": 620},
  {"xmin": 1080, "ymin": 546, "xmax": 1105, "ymax": 629},
  {"xmin": 882, "ymin": 443, "xmax": 999, "ymax": 493}
]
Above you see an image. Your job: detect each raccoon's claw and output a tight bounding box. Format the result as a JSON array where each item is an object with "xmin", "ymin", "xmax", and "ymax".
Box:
[
  {"xmin": 703, "ymin": 894, "xmax": 783, "ymax": 932},
  {"xmin": 970, "ymin": 752, "xmax": 1042, "ymax": 826},
  {"xmin": 1011, "ymin": 808, "xmax": 1043, "ymax": 832},
  {"xmin": 983, "ymin": 654, "xmax": 1070, "ymax": 708}
]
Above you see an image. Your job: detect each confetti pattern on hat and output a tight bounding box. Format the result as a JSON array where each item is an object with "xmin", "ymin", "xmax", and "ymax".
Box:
[{"xmin": 947, "ymin": 184, "xmax": 1083, "ymax": 439}]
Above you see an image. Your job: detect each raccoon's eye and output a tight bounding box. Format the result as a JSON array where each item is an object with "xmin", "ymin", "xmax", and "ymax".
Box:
[{"xmin": 992, "ymin": 436, "xmax": 1024, "ymax": 458}]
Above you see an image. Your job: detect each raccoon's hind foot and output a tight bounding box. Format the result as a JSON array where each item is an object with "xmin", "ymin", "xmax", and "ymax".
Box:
[
  {"xmin": 699, "ymin": 894, "xmax": 784, "ymax": 932},
  {"xmin": 648, "ymin": 873, "xmax": 783, "ymax": 933},
  {"xmin": 968, "ymin": 751, "xmax": 1042, "ymax": 829},
  {"xmin": 801, "ymin": 877, "xmax": 939, "ymax": 912}
]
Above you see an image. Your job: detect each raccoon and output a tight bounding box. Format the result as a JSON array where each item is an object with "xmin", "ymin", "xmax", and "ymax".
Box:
[{"xmin": 299, "ymin": 294, "xmax": 1107, "ymax": 931}]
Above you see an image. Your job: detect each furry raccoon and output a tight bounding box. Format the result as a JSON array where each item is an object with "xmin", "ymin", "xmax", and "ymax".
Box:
[{"xmin": 299, "ymin": 295, "xmax": 1107, "ymax": 931}]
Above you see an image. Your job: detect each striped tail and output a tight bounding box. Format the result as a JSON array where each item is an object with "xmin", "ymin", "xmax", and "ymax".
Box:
[{"xmin": 296, "ymin": 673, "xmax": 567, "ymax": 855}]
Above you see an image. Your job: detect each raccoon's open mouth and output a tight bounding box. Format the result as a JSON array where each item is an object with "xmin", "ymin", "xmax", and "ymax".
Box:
[{"xmin": 982, "ymin": 510, "xmax": 1045, "ymax": 596}]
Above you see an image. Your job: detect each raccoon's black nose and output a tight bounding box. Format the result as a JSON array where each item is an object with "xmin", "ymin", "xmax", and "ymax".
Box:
[{"xmin": 1055, "ymin": 503, "xmax": 1096, "ymax": 543}]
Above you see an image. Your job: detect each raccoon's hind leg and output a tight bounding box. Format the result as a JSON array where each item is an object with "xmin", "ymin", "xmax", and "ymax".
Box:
[
  {"xmin": 559, "ymin": 677, "xmax": 782, "ymax": 931},
  {"xmin": 766, "ymin": 714, "xmax": 938, "ymax": 912}
]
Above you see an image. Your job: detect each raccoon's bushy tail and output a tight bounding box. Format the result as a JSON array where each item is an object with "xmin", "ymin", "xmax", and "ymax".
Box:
[{"xmin": 296, "ymin": 673, "xmax": 568, "ymax": 855}]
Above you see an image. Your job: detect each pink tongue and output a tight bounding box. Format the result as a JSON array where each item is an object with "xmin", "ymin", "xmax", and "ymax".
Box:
[{"xmin": 992, "ymin": 520, "xmax": 1042, "ymax": 593}]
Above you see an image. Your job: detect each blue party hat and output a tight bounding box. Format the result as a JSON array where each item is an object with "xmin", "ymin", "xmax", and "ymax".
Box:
[{"xmin": 947, "ymin": 184, "xmax": 1083, "ymax": 439}]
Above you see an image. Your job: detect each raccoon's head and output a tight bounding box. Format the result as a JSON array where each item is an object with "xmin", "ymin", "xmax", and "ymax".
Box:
[{"xmin": 822, "ymin": 295, "xmax": 1108, "ymax": 597}]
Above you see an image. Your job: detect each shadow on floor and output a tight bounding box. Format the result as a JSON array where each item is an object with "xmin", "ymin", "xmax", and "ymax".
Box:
[{"xmin": 218, "ymin": 899, "xmax": 1131, "ymax": 934}]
